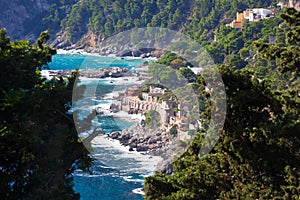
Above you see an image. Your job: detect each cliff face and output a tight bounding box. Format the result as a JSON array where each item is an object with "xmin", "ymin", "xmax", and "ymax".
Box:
[{"xmin": 0, "ymin": 0, "xmax": 50, "ymax": 41}]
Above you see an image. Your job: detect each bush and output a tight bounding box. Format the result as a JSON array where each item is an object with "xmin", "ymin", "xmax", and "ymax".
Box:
[{"xmin": 170, "ymin": 125, "xmax": 178, "ymax": 135}]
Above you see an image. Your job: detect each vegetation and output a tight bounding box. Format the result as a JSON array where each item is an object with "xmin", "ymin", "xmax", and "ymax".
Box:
[
  {"xmin": 0, "ymin": 30, "xmax": 91, "ymax": 199},
  {"xmin": 158, "ymin": 51, "xmax": 180, "ymax": 66},
  {"xmin": 1, "ymin": 0, "xmax": 299, "ymax": 199},
  {"xmin": 145, "ymin": 110, "xmax": 161, "ymax": 128},
  {"xmin": 50, "ymin": 0, "xmax": 190, "ymax": 43},
  {"xmin": 185, "ymin": 0, "xmax": 274, "ymax": 42},
  {"xmin": 28, "ymin": 0, "xmax": 273, "ymax": 44},
  {"xmin": 2, "ymin": 0, "xmax": 278, "ymax": 46},
  {"xmin": 207, "ymin": 17, "xmax": 282, "ymax": 65},
  {"xmin": 178, "ymin": 67, "xmax": 197, "ymax": 83},
  {"xmin": 169, "ymin": 125, "xmax": 178, "ymax": 136},
  {"xmin": 144, "ymin": 8, "xmax": 300, "ymax": 199}
]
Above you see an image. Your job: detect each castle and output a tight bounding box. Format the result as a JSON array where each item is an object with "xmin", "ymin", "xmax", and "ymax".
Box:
[{"xmin": 119, "ymin": 86, "xmax": 190, "ymax": 130}]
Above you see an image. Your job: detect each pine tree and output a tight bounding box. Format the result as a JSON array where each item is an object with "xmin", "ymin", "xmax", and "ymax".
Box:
[
  {"xmin": 0, "ymin": 30, "xmax": 92, "ymax": 199},
  {"xmin": 144, "ymin": 8, "xmax": 300, "ymax": 200}
]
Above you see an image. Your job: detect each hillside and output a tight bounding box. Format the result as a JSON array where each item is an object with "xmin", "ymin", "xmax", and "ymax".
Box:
[
  {"xmin": 50, "ymin": 0, "xmax": 275, "ymax": 48},
  {"xmin": 144, "ymin": 8, "xmax": 300, "ymax": 199},
  {"xmin": 0, "ymin": 0, "xmax": 77, "ymax": 42},
  {"xmin": 0, "ymin": 0, "xmax": 275, "ymax": 47},
  {"xmin": 1, "ymin": 0, "xmax": 299, "ymax": 199}
]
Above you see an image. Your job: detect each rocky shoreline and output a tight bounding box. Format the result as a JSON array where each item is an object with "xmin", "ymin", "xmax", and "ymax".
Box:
[
  {"xmin": 42, "ymin": 67, "xmax": 132, "ymax": 79},
  {"xmin": 49, "ymin": 50, "xmax": 183, "ymax": 174},
  {"xmin": 55, "ymin": 41, "xmax": 165, "ymax": 59},
  {"xmin": 109, "ymin": 125, "xmax": 170, "ymax": 154},
  {"xmin": 108, "ymin": 123, "xmax": 190, "ymax": 174}
]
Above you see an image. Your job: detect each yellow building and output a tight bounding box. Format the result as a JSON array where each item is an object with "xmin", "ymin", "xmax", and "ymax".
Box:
[
  {"xmin": 236, "ymin": 12, "xmax": 245, "ymax": 22},
  {"xmin": 226, "ymin": 12, "xmax": 245, "ymax": 30},
  {"xmin": 226, "ymin": 20, "xmax": 242, "ymax": 29}
]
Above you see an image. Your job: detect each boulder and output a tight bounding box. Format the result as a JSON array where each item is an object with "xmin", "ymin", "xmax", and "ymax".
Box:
[
  {"xmin": 129, "ymin": 147, "xmax": 134, "ymax": 151},
  {"xmin": 156, "ymin": 160, "xmax": 174, "ymax": 175},
  {"xmin": 147, "ymin": 136, "xmax": 161, "ymax": 144},
  {"xmin": 136, "ymin": 144, "xmax": 149, "ymax": 152},
  {"xmin": 110, "ymin": 132, "xmax": 120, "ymax": 139}
]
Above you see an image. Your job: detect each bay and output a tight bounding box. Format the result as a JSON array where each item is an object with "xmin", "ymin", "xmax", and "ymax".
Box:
[
  {"xmin": 48, "ymin": 53, "xmax": 144, "ymax": 70},
  {"xmin": 48, "ymin": 53, "xmax": 158, "ymax": 200}
]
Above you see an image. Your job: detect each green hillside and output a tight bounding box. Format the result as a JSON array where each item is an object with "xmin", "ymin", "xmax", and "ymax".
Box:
[
  {"xmin": 0, "ymin": 0, "xmax": 277, "ymax": 45},
  {"xmin": 1, "ymin": 0, "xmax": 299, "ymax": 199},
  {"xmin": 144, "ymin": 8, "xmax": 300, "ymax": 199},
  {"xmin": 34, "ymin": 0, "xmax": 274, "ymax": 45}
]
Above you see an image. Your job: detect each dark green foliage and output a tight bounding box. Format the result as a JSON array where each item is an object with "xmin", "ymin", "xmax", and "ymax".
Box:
[
  {"xmin": 207, "ymin": 26, "xmax": 244, "ymax": 64},
  {"xmin": 145, "ymin": 110, "xmax": 161, "ymax": 128},
  {"xmin": 144, "ymin": 9, "xmax": 300, "ymax": 200},
  {"xmin": 2, "ymin": 0, "xmax": 276, "ymax": 46},
  {"xmin": 158, "ymin": 92, "xmax": 177, "ymax": 104},
  {"xmin": 206, "ymin": 16, "xmax": 282, "ymax": 66},
  {"xmin": 142, "ymin": 86, "xmax": 150, "ymax": 93},
  {"xmin": 145, "ymin": 66, "xmax": 300, "ymax": 199},
  {"xmin": 59, "ymin": 0, "xmax": 190, "ymax": 42},
  {"xmin": 169, "ymin": 125, "xmax": 178, "ymax": 136},
  {"xmin": 0, "ymin": 30, "xmax": 91, "ymax": 199},
  {"xmin": 243, "ymin": 17, "xmax": 282, "ymax": 41},
  {"xmin": 177, "ymin": 67, "xmax": 197, "ymax": 83},
  {"xmin": 158, "ymin": 51, "xmax": 179, "ymax": 66},
  {"xmin": 44, "ymin": 0, "xmax": 78, "ymax": 32},
  {"xmin": 256, "ymin": 8, "xmax": 300, "ymax": 75},
  {"xmin": 148, "ymin": 62, "xmax": 181, "ymax": 90},
  {"xmin": 185, "ymin": 0, "xmax": 274, "ymax": 42},
  {"xmin": 138, "ymin": 93, "xmax": 144, "ymax": 101},
  {"xmin": 53, "ymin": 0, "xmax": 274, "ymax": 43}
]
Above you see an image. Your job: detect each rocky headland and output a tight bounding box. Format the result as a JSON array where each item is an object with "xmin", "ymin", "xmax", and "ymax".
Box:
[{"xmin": 108, "ymin": 123, "xmax": 190, "ymax": 174}]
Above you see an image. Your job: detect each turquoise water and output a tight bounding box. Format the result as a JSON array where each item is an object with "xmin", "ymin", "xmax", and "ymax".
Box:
[
  {"xmin": 48, "ymin": 54, "xmax": 144, "ymax": 70},
  {"xmin": 48, "ymin": 54, "xmax": 150, "ymax": 200}
]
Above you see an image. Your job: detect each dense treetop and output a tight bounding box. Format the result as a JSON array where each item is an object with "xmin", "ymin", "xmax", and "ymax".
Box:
[
  {"xmin": 0, "ymin": 30, "xmax": 92, "ymax": 199},
  {"xmin": 144, "ymin": 8, "xmax": 300, "ymax": 199},
  {"xmin": 37, "ymin": 0, "xmax": 274, "ymax": 44}
]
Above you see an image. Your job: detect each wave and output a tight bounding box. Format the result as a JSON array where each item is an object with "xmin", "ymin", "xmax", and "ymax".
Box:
[
  {"xmin": 132, "ymin": 188, "xmax": 145, "ymax": 195},
  {"xmin": 74, "ymin": 173, "xmax": 104, "ymax": 178},
  {"xmin": 123, "ymin": 176, "xmax": 144, "ymax": 183},
  {"xmin": 57, "ymin": 49, "xmax": 101, "ymax": 56},
  {"xmin": 90, "ymin": 135, "xmax": 162, "ymax": 175}
]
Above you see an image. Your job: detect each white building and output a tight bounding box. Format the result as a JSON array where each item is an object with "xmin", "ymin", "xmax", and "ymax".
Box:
[
  {"xmin": 277, "ymin": 1, "xmax": 288, "ymax": 9},
  {"xmin": 249, "ymin": 8, "xmax": 273, "ymax": 22}
]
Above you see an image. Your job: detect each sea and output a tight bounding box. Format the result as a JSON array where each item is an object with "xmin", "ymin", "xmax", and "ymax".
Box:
[{"xmin": 47, "ymin": 52, "xmax": 160, "ymax": 200}]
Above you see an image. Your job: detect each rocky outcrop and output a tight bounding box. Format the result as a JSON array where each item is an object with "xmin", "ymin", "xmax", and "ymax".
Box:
[
  {"xmin": 110, "ymin": 125, "xmax": 170, "ymax": 155},
  {"xmin": 42, "ymin": 68, "xmax": 131, "ymax": 79},
  {"xmin": 84, "ymin": 45, "xmax": 165, "ymax": 58},
  {"xmin": 109, "ymin": 124, "xmax": 189, "ymax": 174},
  {"xmin": 50, "ymin": 31, "xmax": 73, "ymax": 49}
]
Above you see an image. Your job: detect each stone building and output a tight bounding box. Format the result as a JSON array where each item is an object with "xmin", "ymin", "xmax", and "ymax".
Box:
[{"xmin": 121, "ymin": 86, "xmax": 177, "ymax": 124}]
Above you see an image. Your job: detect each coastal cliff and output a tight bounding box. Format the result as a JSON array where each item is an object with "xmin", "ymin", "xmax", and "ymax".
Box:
[{"xmin": 0, "ymin": 0, "xmax": 50, "ymax": 41}]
